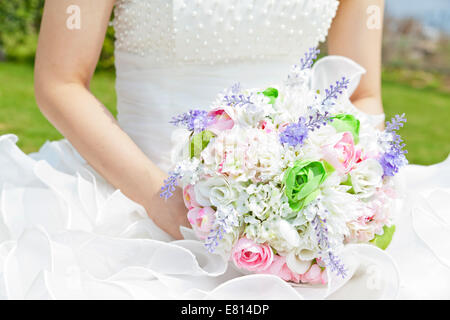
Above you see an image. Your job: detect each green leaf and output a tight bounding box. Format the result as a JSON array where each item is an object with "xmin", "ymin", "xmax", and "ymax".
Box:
[
  {"xmin": 322, "ymin": 160, "xmax": 335, "ymax": 175},
  {"xmin": 341, "ymin": 175, "xmax": 355, "ymax": 194},
  {"xmin": 262, "ymin": 87, "xmax": 278, "ymax": 104},
  {"xmin": 190, "ymin": 130, "xmax": 214, "ymax": 158},
  {"xmin": 331, "ymin": 114, "xmax": 360, "ymax": 144},
  {"xmin": 371, "ymin": 225, "xmax": 396, "ymax": 250}
]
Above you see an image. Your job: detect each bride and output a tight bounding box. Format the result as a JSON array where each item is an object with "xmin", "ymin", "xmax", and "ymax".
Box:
[{"xmin": 1, "ymin": 0, "xmax": 449, "ymax": 299}]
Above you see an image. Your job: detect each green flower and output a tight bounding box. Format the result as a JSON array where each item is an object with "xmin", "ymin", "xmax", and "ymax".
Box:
[
  {"xmin": 283, "ymin": 160, "xmax": 330, "ymax": 211},
  {"xmin": 190, "ymin": 130, "xmax": 214, "ymax": 158},
  {"xmin": 331, "ymin": 114, "xmax": 360, "ymax": 143}
]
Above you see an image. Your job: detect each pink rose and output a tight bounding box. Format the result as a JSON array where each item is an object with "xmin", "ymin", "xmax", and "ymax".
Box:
[
  {"xmin": 322, "ymin": 132, "xmax": 358, "ymax": 174},
  {"xmin": 183, "ymin": 185, "xmax": 200, "ymax": 209},
  {"xmin": 355, "ymin": 150, "xmax": 371, "ymax": 164},
  {"xmin": 187, "ymin": 207, "xmax": 215, "ymax": 240},
  {"xmin": 260, "ymin": 255, "xmax": 301, "ymax": 283},
  {"xmin": 207, "ymin": 108, "xmax": 234, "ymax": 134},
  {"xmin": 300, "ymin": 264, "xmax": 327, "ymax": 285},
  {"xmin": 232, "ymin": 238, "xmax": 274, "ymax": 272}
]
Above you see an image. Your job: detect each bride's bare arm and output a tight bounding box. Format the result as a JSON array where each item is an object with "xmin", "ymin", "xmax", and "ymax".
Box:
[
  {"xmin": 34, "ymin": 0, "xmax": 188, "ymax": 238},
  {"xmin": 328, "ymin": 0, "xmax": 385, "ymax": 120}
]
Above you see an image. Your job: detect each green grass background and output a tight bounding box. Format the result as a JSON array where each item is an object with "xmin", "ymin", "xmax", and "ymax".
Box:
[{"xmin": 0, "ymin": 62, "xmax": 449, "ymax": 165}]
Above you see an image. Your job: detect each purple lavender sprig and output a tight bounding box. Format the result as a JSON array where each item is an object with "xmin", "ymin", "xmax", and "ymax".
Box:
[
  {"xmin": 379, "ymin": 152, "xmax": 407, "ymax": 177},
  {"xmin": 321, "ymin": 77, "xmax": 350, "ymax": 106},
  {"xmin": 230, "ymin": 82, "xmax": 242, "ymax": 95},
  {"xmin": 223, "ymin": 93, "xmax": 254, "ymax": 108},
  {"xmin": 221, "ymin": 82, "xmax": 253, "ymax": 107},
  {"xmin": 379, "ymin": 114, "xmax": 408, "ymax": 177},
  {"xmin": 385, "ymin": 113, "xmax": 407, "ymax": 132},
  {"xmin": 286, "ymin": 47, "xmax": 320, "ymax": 87},
  {"xmin": 159, "ymin": 170, "xmax": 182, "ymax": 200},
  {"xmin": 325, "ymin": 252, "xmax": 348, "ymax": 278},
  {"xmin": 204, "ymin": 218, "xmax": 227, "ymax": 253},
  {"xmin": 170, "ymin": 110, "xmax": 212, "ymax": 132},
  {"xmin": 205, "ymin": 206, "xmax": 239, "ymax": 252},
  {"xmin": 305, "ymin": 110, "xmax": 334, "ymax": 131},
  {"xmin": 279, "ymin": 111, "xmax": 333, "ymax": 147},
  {"xmin": 299, "ymin": 47, "xmax": 320, "ymax": 70},
  {"xmin": 311, "ymin": 213, "xmax": 347, "ymax": 279},
  {"xmin": 312, "ymin": 215, "xmax": 329, "ymax": 250}
]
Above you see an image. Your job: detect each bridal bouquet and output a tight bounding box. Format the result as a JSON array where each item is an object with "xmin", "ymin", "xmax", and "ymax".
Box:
[{"xmin": 161, "ymin": 48, "xmax": 407, "ymax": 284}]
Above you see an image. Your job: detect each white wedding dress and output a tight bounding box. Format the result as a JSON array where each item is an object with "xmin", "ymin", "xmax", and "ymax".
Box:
[{"xmin": 0, "ymin": 0, "xmax": 449, "ymax": 299}]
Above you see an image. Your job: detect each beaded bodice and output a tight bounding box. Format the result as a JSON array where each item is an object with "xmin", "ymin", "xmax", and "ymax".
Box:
[
  {"xmin": 111, "ymin": 0, "xmax": 340, "ymax": 171},
  {"xmin": 112, "ymin": 0, "xmax": 339, "ymax": 66}
]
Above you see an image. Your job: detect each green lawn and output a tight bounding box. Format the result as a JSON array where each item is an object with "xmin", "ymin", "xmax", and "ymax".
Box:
[
  {"xmin": 0, "ymin": 62, "xmax": 449, "ymax": 165},
  {"xmin": 382, "ymin": 80, "xmax": 450, "ymax": 165}
]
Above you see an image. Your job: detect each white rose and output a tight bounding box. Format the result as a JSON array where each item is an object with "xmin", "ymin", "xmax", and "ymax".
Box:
[
  {"xmin": 286, "ymin": 251, "xmax": 313, "ymax": 274},
  {"xmin": 289, "ymin": 222, "xmax": 321, "ymax": 265},
  {"xmin": 245, "ymin": 217, "xmax": 300, "ymax": 253},
  {"xmin": 350, "ymin": 159, "xmax": 383, "ymax": 199},
  {"xmin": 215, "ymin": 227, "xmax": 240, "ymax": 259},
  {"xmin": 278, "ymin": 219, "xmax": 301, "ymax": 248},
  {"xmin": 256, "ymin": 218, "xmax": 301, "ymax": 253},
  {"xmin": 194, "ymin": 176, "xmax": 238, "ymax": 207}
]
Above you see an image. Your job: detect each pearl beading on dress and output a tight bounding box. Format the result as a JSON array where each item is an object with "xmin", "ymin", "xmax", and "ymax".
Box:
[{"xmin": 112, "ymin": 0, "xmax": 339, "ymax": 65}]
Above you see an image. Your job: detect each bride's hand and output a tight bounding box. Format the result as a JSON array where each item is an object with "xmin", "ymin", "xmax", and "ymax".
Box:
[
  {"xmin": 150, "ymin": 189, "xmax": 191, "ymax": 240},
  {"xmin": 143, "ymin": 174, "xmax": 191, "ymax": 240}
]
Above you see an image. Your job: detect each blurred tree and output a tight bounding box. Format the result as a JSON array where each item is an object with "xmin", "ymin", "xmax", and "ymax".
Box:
[
  {"xmin": 98, "ymin": 26, "xmax": 116, "ymax": 71},
  {"xmin": 0, "ymin": 0, "xmax": 115, "ymax": 69},
  {"xmin": 0, "ymin": 0, "xmax": 44, "ymax": 61}
]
